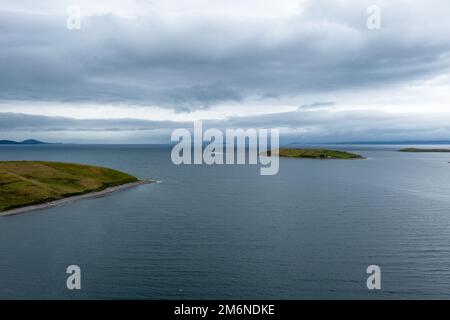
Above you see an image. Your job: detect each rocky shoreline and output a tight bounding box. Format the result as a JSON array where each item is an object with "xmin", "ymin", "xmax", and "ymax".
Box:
[{"xmin": 0, "ymin": 179, "xmax": 156, "ymax": 217}]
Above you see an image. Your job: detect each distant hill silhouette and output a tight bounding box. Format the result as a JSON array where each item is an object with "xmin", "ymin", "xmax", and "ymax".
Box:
[{"xmin": 0, "ymin": 139, "xmax": 50, "ymax": 145}]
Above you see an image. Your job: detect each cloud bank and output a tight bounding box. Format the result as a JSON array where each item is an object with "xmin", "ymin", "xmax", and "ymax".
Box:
[{"xmin": 1, "ymin": 0, "xmax": 450, "ymax": 142}]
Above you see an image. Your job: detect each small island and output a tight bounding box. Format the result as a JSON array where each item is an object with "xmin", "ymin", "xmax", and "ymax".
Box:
[
  {"xmin": 399, "ymin": 148, "xmax": 450, "ymax": 153},
  {"xmin": 0, "ymin": 139, "xmax": 50, "ymax": 145},
  {"xmin": 263, "ymin": 148, "xmax": 364, "ymax": 159},
  {"xmin": 0, "ymin": 161, "xmax": 153, "ymax": 216}
]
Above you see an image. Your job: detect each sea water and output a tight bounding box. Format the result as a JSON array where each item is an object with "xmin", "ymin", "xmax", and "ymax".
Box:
[{"xmin": 1, "ymin": 144, "xmax": 450, "ymax": 299}]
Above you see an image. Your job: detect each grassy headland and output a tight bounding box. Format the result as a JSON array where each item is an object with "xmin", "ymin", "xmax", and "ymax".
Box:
[
  {"xmin": 0, "ymin": 161, "xmax": 139, "ymax": 212},
  {"xmin": 264, "ymin": 148, "xmax": 363, "ymax": 159},
  {"xmin": 399, "ymin": 148, "xmax": 450, "ymax": 153}
]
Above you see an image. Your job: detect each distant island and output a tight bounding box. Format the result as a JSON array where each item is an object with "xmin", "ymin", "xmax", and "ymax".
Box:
[
  {"xmin": 263, "ymin": 148, "xmax": 364, "ymax": 159},
  {"xmin": 399, "ymin": 148, "xmax": 450, "ymax": 153},
  {"xmin": 0, "ymin": 161, "xmax": 153, "ymax": 215},
  {"xmin": 0, "ymin": 139, "xmax": 50, "ymax": 145}
]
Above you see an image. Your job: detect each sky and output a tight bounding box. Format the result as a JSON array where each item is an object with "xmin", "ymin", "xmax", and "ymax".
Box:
[{"xmin": 1, "ymin": 0, "xmax": 450, "ymax": 143}]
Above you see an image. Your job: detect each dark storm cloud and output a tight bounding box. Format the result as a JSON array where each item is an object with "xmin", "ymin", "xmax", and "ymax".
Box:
[{"xmin": 1, "ymin": 1, "xmax": 450, "ymax": 111}]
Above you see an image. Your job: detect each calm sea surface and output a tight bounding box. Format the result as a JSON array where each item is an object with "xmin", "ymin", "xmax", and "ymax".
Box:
[{"xmin": 1, "ymin": 144, "xmax": 450, "ymax": 299}]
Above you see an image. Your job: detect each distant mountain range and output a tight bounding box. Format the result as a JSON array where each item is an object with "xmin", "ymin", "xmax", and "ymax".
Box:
[
  {"xmin": 328, "ymin": 140, "xmax": 450, "ymax": 145},
  {"xmin": 0, "ymin": 139, "xmax": 50, "ymax": 145},
  {"xmin": 291, "ymin": 140, "xmax": 450, "ymax": 145}
]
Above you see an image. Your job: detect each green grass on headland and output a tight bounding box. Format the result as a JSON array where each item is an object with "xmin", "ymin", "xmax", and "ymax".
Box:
[
  {"xmin": 399, "ymin": 148, "xmax": 450, "ymax": 153},
  {"xmin": 264, "ymin": 148, "xmax": 363, "ymax": 159},
  {"xmin": 0, "ymin": 161, "xmax": 138, "ymax": 212}
]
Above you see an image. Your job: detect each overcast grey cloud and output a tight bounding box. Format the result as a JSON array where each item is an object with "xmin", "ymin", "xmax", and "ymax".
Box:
[
  {"xmin": 1, "ymin": 0, "xmax": 450, "ymax": 142},
  {"xmin": 2, "ymin": 109, "xmax": 450, "ymax": 144},
  {"xmin": 1, "ymin": 1, "xmax": 450, "ymax": 108}
]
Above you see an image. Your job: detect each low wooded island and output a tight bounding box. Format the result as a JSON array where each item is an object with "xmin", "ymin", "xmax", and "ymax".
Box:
[
  {"xmin": 263, "ymin": 148, "xmax": 364, "ymax": 159},
  {"xmin": 0, "ymin": 161, "xmax": 152, "ymax": 215},
  {"xmin": 399, "ymin": 148, "xmax": 450, "ymax": 153}
]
